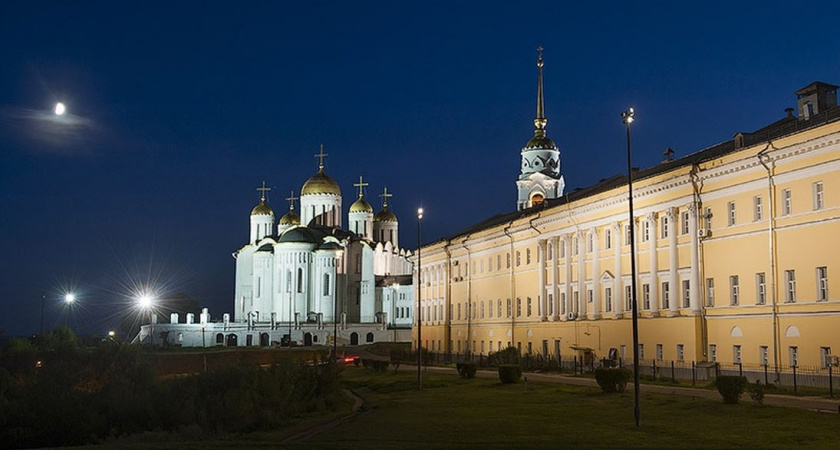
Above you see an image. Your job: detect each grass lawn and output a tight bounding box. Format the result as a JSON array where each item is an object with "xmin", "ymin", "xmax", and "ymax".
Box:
[{"xmin": 76, "ymin": 365, "xmax": 840, "ymax": 449}]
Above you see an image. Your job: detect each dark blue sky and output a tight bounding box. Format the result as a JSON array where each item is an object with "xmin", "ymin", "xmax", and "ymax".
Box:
[{"xmin": 2, "ymin": 1, "xmax": 839, "ymax": 337}]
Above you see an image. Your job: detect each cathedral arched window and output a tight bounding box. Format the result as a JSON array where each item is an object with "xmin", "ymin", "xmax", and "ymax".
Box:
[
  {"xmin": 297, "ymin": 268, "xmax": 303, "ymax": 293},
  {"xmin": 286, "ymin": 270, "xmax": 292, "ymax": 293}
]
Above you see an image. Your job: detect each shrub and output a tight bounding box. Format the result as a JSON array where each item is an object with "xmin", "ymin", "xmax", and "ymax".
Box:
[
  {"xmin": 490, "ymin": 346, "xmax": 520, "ymax": 366},
  {"xmin": 594, "ymin": 367, "xmax": 631, "ymax": 393},
  {"xmin": 748, "ymin": 380, "xmax": 765, "ymax": 405},
  {"xmin": 456, "ymin": 362, "xmax": 477, "ymax": 379},
  {"xmin": 715, "ymin": 376, "xmax": 748, "ymax": 404},
  {"xmin": 371, "ymin": 360, "xmax": 389, "ymax": 373},
  {"xmin": 498, "ymin": 364, "xmax": 522, "ymax": 383}
]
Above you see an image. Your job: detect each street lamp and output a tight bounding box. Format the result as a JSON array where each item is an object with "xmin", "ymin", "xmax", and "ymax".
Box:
[
  {"xmin": 137, "ymin": 293, "xmax": 155, "ymax": 345},
  {"xmin": 54, "ymin": 102, "xmax": 66, "ymax": 116},
  {"xmin": 63, "ymin": 293, "xmax": 76, "ymax": 330},
  {"xmin": 416, "ymin": 207, "xmax": 423, "ymax": 390},
  {"xmin": 622, "ymin": 107, "xmax": 641, "ymax": 427}
]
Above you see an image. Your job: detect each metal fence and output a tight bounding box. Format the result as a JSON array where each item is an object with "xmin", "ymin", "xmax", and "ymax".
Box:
[{"xmin": 400, "ymin": 351, "xmax": 839, "ymax": 396}]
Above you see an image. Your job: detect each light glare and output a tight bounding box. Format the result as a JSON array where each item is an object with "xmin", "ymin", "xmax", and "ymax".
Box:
[
  {"xmin": 64, "ymin": 293, "xmax": 75, "ymax": 303},
  {"xmin": 138, "ymin": 294, "xmax": 153, "ymax": 309},
  {"xmin": 54, "ymin": 102, "xmax": 66, "ymax": 116}
]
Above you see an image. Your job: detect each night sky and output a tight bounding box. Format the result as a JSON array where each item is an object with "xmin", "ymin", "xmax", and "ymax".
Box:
[{"xmin": 2, "ymin": 1, "xmax": 839, "ymax": 337}]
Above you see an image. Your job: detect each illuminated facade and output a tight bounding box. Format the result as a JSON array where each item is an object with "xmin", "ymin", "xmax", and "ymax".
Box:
[
  {"xmin": 414, "ymin": 80, "xmax": 840, "ymax": 372},
  {"xmin": 137, "ymin": 151, "xmax": 414, "ymax": 347}
]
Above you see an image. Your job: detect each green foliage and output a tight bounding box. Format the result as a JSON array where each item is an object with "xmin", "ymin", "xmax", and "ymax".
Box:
[
  {"xmin": 748, "ymin": 380, "xmax": 766, "ymax": 405},
  {"xmin": 456, "ymin": 362, "xmax": 477, "ymax": 379},
  {"xmin": 490, "ymin": 346, "xmax": 521, "ymax": 366},
  {"xmin": 0, "ymin": 344, "xmax": 344, "ymax": 448},
  {"xmin": 389, "ymin": 348, "xmax": 406, "ymax": 372},
  {"xmin": 363, "ymin": 359, "xmax": 389, "ymax": 373},
  {"xmin": 498, "ymin": 364, "xmax": 522, "ymax": 383},
  {"xmin": 715, "ymin": 376, "xmax": 748, "ymax": 404},
  {"xmin": 594, "ymin": 367, "xmax": 631, "ymax": 393}
]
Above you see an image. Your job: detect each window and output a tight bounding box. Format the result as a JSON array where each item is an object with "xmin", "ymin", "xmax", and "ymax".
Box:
[
  {"xmin": 641, "ymin": 220, "xmax": 650, "ymax": 242},
  {"xmin": 756, "ymin": 273, "xmax": 766, "ymax": 305},
  {"xmin": 710, "ymin": 344, "xmax": 717, "ymax": 362},
  {"xmin": 323, "ymin": 273, "xmax": 330, "ymax": 296},
  {"xmin": 729, "ymin": 275, "xmax": 739, "ymax": 306},
  {"xmin": 625, "ymin": 223, "xmax": 632, "ymax": 246},
  {"xmin": 480, "ymin": 301, "xmax": 485, "ymax": 319},
  {"xmin": 560, "ymin": 292, "xmax": 566, "ymax": 315},
  {"xmin": 587, "ymin": 289, "xmax": 593, "ymax": 305},
  {"xmin": 681, "ymin": 211, "xmax": 690, "ymax": 235},
  {"xmin": 789, "ymin": 346, "xmax": 798, "ymax": 367},
  {"xmin": 560, "ymin": 242, "xmax": 566, "ymax": 258},
  {"xmin": 706, "ymin": 278, "xmax": 715, "ymax": 307},
  {"xmin": 526, "ymin": 249, "xmax": 531, "ymax": 265},
  {"xmin": 286, "ymin": 270, "xmax": 292, "ymax": 293},
  {"xmin": 625, "ymin": 285, "xmax": 633, "ymax": 311},
  {"xmin": 782, "ymin": 189, "xmax": 792, "ymax": 216},
  {"xmin": 642, "ymin": 284, "xmax": 650, "ymax": 310},
  {"xmin": 733, "ymin": 345, "xmax": 742, "ymax": 364},
  {"xmin": 516, "ymin": 251, "xmax": 521, "ymax": 267},
  {"xmin": 677, "ymin": 344, "xmax": 685, "ymax": 362},
  {"xmin": 548, "ymin": 294, "xmax": 554, "ymax": 315},
  {"xmin": 704, "ymin": 207, "xmax": 712, "ymax": 230},
  {"xmin": 297, "ymin": 268, "xmax": 304, "ymax": 293},
  {"xmin": 588, "ymin": 232, "xmax": 594, "ymax": 252},
  {"xmin": 759, "ymin": 346, "xmax": 769, "ymax": 366},
  {"xmin": 472, "ymin": 302, "xmax": 476, "ymax": 319},
  {"xmin": 605, "ymin": 228, "xmax": 612, "ymax": 249},
  {"xmin": 661, "ymin": 215, "xmax": 669, "ymax": 239},
  {"xmin": 785, "ymin": 270, "xmax": 796, "ymax": 303},
  {"xmin": 506, "ymin": 253, "xmax": 511, "ymax": 269},
  {"xmin": 817, "ymin": 266, "xmax": 828, "ymax": 301},
  {"xmin": 682, "ymin": 280, "xmax": 691, "ymax": 308},
  {"xmin": 638, "ymin": 344, "xmax": 645, "ymax": 360},
  {"xmin": 813, "ymin": 182, "xmax": 824, "ymax": 210},
  {"xmin": 573, "ymin": 237, "xmax": 579, "ymax": 255},
  {"xmin": 821, "ymin": 347, "xmax": 832, "ymax": 368},
  {"xmin": 256, "ymin": 276, "xmax": 261, "ymax": 297},
  {"xmin": 498, "ymin": 299, "xmax": 502, "ymax": 317},
  {"xmin": 661, "ymin": 282, "xmax": 670, "ymax": 309},
  {"xmin": 526, "ymin": 297, "xmax": 532, "ymax": 316},
  {"xmin": 506, "ymin": 299, "xmax": 511, "ymax": 317},
  {"xmin": 727, "ymin": 201, "xmax": 736, "ymax": 226},
  {"xmin": 604, "ymin": 287, "xmax": 612, "ymax": 312},
  {"xmin": 497, "ymin": 255, "xmax": 501, "ymax": 270},
  {"xmin": 754, "ymin": 196, "xmax": 763, "ymax": 221},
  {"xmin": 457, "ymin": 304, "xmax": 461, "ymax": 320},
  {"xmin": 656, "ymin": 344, "xmax": 664, "ymax": 361}
]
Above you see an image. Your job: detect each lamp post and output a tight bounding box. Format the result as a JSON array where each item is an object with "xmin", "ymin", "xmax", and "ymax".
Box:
[
  {"xmin": 416, "ymin": 207, "xmax": 423, "ymax": 390},
  {"xmin": 64, "ymin": 293, "xmax": 76, "ymax": 330},
  {"xmin": 333, "ymin": 250, "xmax": 343, "ymax": 362},
  {"xmin": 622, "ymin": 107, "xmax": 641, "ymax": 427}
]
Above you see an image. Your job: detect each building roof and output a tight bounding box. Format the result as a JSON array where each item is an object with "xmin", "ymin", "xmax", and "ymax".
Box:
[{"xmin": 427, "ymin": 99, "xmax": 840, "ymax": 246}]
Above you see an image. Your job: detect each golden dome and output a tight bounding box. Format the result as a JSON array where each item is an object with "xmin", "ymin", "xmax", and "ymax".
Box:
[
  {"xmin": 301, "ymin": 170, "xmax": 341, "ymax": 196},
  {"xmin": 350, "ymin": 197, "xmax": 374, "ymax": 213},
  {"xmin": 374, "ymin": 207, "xmax": 398, "ymax": 223},
  {"xmin": 251, "ymin": 201, "xmax": 274, "ymax": 216},
  {"xmin": 523, "ymin": 135, "xmax": 558, "ymax": 151},
  {"xmin": 279, "ymin": 210, "xmax": 300, "ymax": 225}
]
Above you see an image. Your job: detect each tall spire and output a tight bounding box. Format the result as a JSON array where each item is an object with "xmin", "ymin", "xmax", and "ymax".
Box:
[{"xmin": 534, "ymin": 46, "xmax": 547, "ymax": 138}]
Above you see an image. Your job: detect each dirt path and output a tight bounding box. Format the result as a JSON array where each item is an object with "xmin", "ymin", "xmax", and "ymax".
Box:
[
  {"xmin": 424, "ymin": 365, "xmax": 840, "ymax": 413},
  {"xmin": 281, "ymin": 389, "xmax": 369, "ymax": 443}
]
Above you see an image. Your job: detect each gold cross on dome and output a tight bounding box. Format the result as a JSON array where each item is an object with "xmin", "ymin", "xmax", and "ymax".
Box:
[
  {"xmin": 379, "ymin": 186, "xmax": 393, "ymax": 207},
  {"xmin": 256, "ymin": 181, "xmax": 271, "ymax": 202},
  {"xmin": 314, "ymin": 144, "xmax": 329, "ymax": 170},
  {"xmin": 285, "ymin": 190, "xmax": 298, "ymax": 210},
  {"xmin": 353, "ymin": 175, "xmax": 369, "ymax": 198}
]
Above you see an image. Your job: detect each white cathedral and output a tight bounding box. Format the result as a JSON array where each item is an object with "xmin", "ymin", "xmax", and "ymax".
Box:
[{"xmin": 135, "ymin": 150, "xmax": 415, "ymax": 348}]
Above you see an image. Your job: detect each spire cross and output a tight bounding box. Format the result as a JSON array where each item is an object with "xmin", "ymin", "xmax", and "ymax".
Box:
[
  {"xmin": 537, "ymin": 46, "xmax": 543, "ymax": 60},
  {"xmin": 379, "ymin": 186, "xmax": 393, "ymax": 208},
  {"xmin": 534, "ymin": 46, "xmax": 547, "ymax": 135},
  {"xmin": 353, "ymin": 175, "xmax": 369, "ymax": 198},
  {"xmin": 314, "ymin": 144, "xmax": 329, "ymax": 170},
  {"xmin": 256, "ymin": 181, "xmax": 271, "ymax": 202},
  {"xmin": 285, "ymin": 190, "xmax": 299, "ymax": 210}
]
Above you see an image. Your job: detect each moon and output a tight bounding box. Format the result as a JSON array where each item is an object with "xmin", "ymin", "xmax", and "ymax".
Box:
[{"xmin": 54, "ymin": 102, "xmax": 66, "ymax": 115}]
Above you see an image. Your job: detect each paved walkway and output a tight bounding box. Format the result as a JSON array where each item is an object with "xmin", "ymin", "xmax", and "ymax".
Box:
[{"xmin": 423, "ymin": 365, "xmax": 840, "ymax": 413}]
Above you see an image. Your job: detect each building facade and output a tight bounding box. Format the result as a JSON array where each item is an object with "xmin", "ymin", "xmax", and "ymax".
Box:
[
  {"xmin": 137, "ymin": 154, "xmax": 414, "ymax": 347},
  {"xmin": 414, "ymin": 77, "xmax": 840, "ymax": 374}
]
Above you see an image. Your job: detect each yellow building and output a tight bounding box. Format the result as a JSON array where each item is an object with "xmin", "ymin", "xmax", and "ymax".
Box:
[{"xmin": 413, "ymin": 69, "xmax": 840, "ymax": 376}]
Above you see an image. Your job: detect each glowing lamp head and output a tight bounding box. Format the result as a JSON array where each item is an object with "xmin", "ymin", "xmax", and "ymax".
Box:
[
  {"xmin": 108, "ymin": 330, "xmax": 116, "ymax": 337},
  {"xmin": 417, "ymin": 208, "xmax": 424, "ymax": 220},
  {"xmin": 64, "ymin": 293, "xmax": 75, "ymax": 303},
  {"xmin": 138, "ymin": 294, "xmax": 153, "ymax": 309},
  {"xmin": 622, "ymin": 107, "xmax": 635, "ymax": 124},
  {"xmin": 54, "ymin": 102, "xmax": 66, "ymax": 116}
]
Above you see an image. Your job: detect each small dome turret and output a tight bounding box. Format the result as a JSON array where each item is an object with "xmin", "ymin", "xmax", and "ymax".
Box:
[
  {"xmin": 374, "ymin": 207, "xmax": 398, "ymax": 223},
  {"xmin": 350, "ymin": 197, "xmax": 374, "ymax": 213}
]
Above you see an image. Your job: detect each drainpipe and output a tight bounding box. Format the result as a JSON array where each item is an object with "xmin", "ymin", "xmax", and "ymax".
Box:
[
  {"xmin": 757, "ymin": 144, "xmax": 780, "ymax": 382},
  {"xmin": 462, "ymin": 235, "xmax": 472, "ymax": 358},
  {"xmin": 504, "ymin": 221, "xmax": 516, "ymax": 350},
  {"xmin": 443, "ymin": 239, "xmax": 452, "ymax": 354}
]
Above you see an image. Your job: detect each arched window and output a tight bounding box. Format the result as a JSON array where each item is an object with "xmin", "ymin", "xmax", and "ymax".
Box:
[
  {"xmin": 286, "ymin": 270, "xmax": 292, "ymax": 292},
  {"xmin": 323, "ymin": 273, "xmax": 330, "ymax": 296},
  {"xmin": 297, "ymin": 268, "xmax": 304, "ymax": 293}
]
